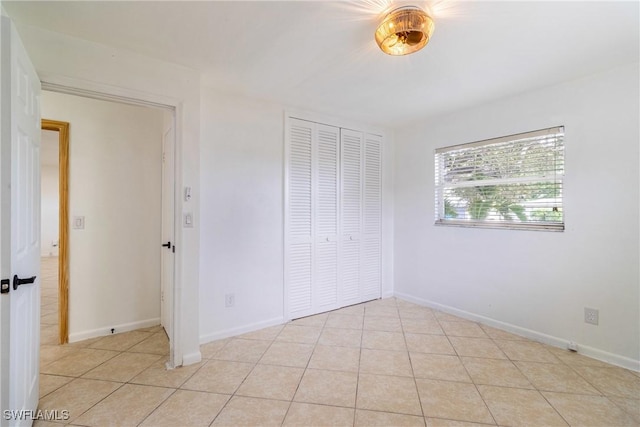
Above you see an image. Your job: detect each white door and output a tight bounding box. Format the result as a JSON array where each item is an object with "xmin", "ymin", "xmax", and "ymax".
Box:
[
  {"xmin": 285, "ymin": 119, "xmax": 341, "ymax": 319},
  {"xmin": 361, "ymin": 134, "xmax": 382, "ymax": 300},
  {"xmin": 339, "ymin": 129, "xmax": 363, "ymax": 306},
  {"xmin": 313, "ymin": 124, "xmax": 339, "ymax": 311},
  {"xmin": 285, "ymin": 119, "xmax": 383, "ymax": 319},
  {"xmin": 0, "ymin": 16, "xmax": 42, "ymax": 424},
  {"xmin": 160, "ymin": 125, "xmax": 174, "ymax": 340},
  {"xmin": 285, "ymin": 118, "xmax": 314, "ymax": 318}
]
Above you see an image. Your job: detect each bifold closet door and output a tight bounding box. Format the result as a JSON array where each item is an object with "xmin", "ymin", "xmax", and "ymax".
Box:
[
  {"xmin": 314, "ymin": 124, "xmax": 340, "ymax": 312},
  {"xmin": 340, "ymin": 129, "xmax": 363, "ymax": 306},
  {"xmin": 285, "ymin": 118, "xmax": 340, "ymax": 319},
  {"xmin": 286, "ymin": 118, "xmax": 313, "ymax": 318},
  {"xmin": 340, "ymin": 130, "xmax": 382, "ymax": 305},
  {"xmin": 286, "ymin": 118, "xmax": 381, "ymax": 319},
  {"xmin": 361, "ymin": 133, "xmax": 382, "ymax": 300}
]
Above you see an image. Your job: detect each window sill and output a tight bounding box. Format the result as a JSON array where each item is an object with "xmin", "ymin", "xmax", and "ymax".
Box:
[{"xmin": 434, "ymin": 220, "xmax": 564, "ymax": 232}]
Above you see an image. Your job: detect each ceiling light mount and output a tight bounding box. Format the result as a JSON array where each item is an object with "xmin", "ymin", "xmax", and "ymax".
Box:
[{"xmin": 375, "ymin": 5, "xmax": 434, "ymax": 56}]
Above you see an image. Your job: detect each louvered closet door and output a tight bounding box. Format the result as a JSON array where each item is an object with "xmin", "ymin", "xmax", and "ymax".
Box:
[
  {"xmin": 314, "ymin": 124, "xmax": 340, "ymax": 311},
  {"xmin": 340, "ymin": 129, "xmax": 363, "ymax": 306},
  {"xmin": 286, "ymin": 118, "xmax": 382, "ymax": 319},
  {"xmin": 361, "ymin": 133, "xmax": 382, "ymax": 300},
  {"xmin": 286, "ymin": 119, "xmax": 314, "ymax": 317}
]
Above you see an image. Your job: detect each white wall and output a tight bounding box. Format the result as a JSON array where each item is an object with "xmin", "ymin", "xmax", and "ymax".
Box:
[
  {"xmin": 41, "ymin": 91, "xmax": 164, "ymax": 341},
  {"xmin": 393, "ymin": 63, "xmax": 640, "ymax": 369},
  {"xmin": 13, "ymin": 22, "xmax": 202, "ymax": 364},
  {"xmin": 40, "ymin": 164, "xmax": 59, "ymax": 257},
  {"xmin": 199, "ymin": 88, "xmax": 394, "ymax": 342}
]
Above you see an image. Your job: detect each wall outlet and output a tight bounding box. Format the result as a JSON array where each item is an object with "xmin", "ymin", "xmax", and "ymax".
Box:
[
  {"xmin": 225, "ymin": 293, "xmax": 235, "ymax": 308},
  {"xmin": 584, "ymin": 307, "xmax": 599, "ymax": 325}
]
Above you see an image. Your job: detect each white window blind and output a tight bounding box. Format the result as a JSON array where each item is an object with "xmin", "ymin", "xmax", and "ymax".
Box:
[{"xmin": 434, "ymin": 126, "xmax": 565, "ymax": 231}]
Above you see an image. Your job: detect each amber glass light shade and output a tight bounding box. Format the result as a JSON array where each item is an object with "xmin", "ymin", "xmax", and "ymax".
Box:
[{"xmin": 375, "ymin": 6, "xmax": 434, "ymax": 56}]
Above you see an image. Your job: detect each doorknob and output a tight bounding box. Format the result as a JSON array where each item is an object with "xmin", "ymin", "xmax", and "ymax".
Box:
[
  {"xmin": 162, "ymin": 241, "xmax": 172, "ymax": 249},
  {"xmin": 13, "ymin": 275, "xmax": 36, "ymax": 290}
]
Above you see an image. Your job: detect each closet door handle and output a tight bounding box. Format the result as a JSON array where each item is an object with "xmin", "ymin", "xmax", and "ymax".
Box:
[{"xmin": 162, "ymin": 241, "xmax": 171, "ymax": 249}]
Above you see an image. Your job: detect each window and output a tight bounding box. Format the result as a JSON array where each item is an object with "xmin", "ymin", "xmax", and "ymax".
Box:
[{"xmin": 434, "ymin": 126, "xmax": 564, "ymax": 231}]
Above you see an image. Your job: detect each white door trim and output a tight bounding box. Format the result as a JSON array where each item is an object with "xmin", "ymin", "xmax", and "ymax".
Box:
[{"xmin": 40, "ymin": 80, "xmax": 183, "ymax": 368}]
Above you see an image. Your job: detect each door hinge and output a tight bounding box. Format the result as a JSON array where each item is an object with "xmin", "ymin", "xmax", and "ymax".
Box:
[{"xmin": 1, "ymin": 279, "xmax": 10, "ymax": 294}]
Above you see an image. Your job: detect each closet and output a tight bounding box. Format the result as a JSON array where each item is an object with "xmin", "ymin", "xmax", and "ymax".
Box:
[{"xmin": 284, "ymin": 116, "xmax": 382, "ymax": 320}]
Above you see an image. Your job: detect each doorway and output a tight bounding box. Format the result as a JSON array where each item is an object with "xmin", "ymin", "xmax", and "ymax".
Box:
[
  {"xmin": 40, "ymin": 121, "xmax": 69, "ymax": 345},
  {"xmin": 39, "ymin": 90, "xmax": 175, "ymax": 362}
]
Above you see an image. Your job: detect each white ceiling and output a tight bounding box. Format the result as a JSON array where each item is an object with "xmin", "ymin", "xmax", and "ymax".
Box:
[{"xmin": 5, "ymin": 1, "xmax": 639, "ymax": 127}]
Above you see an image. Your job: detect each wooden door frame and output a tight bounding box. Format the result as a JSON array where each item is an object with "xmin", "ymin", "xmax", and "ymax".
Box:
[{"xmin": 41, "ymin": 119, "xmax": 69, "ymax": 345}]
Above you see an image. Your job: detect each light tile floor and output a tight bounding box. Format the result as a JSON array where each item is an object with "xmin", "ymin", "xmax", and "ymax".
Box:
[{"xmin": 38, "ymin": 257, "xmax": 640, "ymax": 426}]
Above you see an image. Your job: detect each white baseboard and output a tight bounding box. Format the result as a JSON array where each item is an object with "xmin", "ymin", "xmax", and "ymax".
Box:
[
  {"xmin": 394, "ymin": 292, "xmax": 640, "ymax": 372},
  {"xmin": 182, "ymin": 351, "xmax": 202, "ymax": 366},
  {"xmin": 68, "ymin": 317, "xmax": 161, "ymax": 343},
  {"xmin": 199, "ymin": 316, "xmax": 285, "ymax": 345}
]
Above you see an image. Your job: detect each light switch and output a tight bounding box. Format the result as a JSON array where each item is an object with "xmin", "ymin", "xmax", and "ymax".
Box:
[
  {"xmin": 183, "ymin": 212, "xmax": 194, "ymax": 228},
  {"xmin": 73, "ymin": 216, "xmax": 85, "ymax": 229}
]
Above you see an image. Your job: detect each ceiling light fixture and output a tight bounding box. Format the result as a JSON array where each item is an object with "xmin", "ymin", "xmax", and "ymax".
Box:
[{"xmin": 375, "ymin": 5, "xmax": 434, "ymax": 56}]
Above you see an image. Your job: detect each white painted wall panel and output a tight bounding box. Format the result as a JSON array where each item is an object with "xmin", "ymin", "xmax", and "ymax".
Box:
[
  {"xmin": 199, "ymin": 91, "xmax": 394, "ymax": 342},
  {"xmin": 199, "ymin": 90, "xmax": 286, "ymax": 340},
  {"xmin": 393, "ymin": 63, "xmax": 640, "ymax": 368}
]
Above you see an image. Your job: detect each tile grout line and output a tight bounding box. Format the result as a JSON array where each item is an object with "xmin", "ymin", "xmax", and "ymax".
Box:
[
  {"xmin": 207, "ymin": 338, "xmax": 268, "ymax": 426},
  {"xmin": 436, "ymin": 312, "xmax": 499, "ymax": 426},
  {"xmin": 355, "ymin": 314, "xmax": 364, "ymax": 426},
  {"xmin": 396, "ymin": 299, "xmax": 429, "ymax": 424},
  {"xmin": 38, "ymin": 287, "xmax": 639, "ymax": 426},
  {"xmin": 352, "ymin": 305, "xmax": 365, "ymax": 427},
  {"xmin": 134, "ymin": 387, "xmax": 178, "ymax": 427},
  {"xmin": 207, "ymin": 315, "xmax": 325, "ymax": 426},
  {"xmin": 278, "ymin": 314, "xmax": 327, "ymax": 426},
  {"xmin": 37, "ymin": 260, "xmax": 175, "ymax": 426}
]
